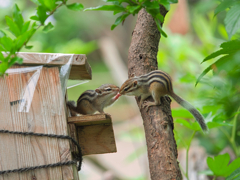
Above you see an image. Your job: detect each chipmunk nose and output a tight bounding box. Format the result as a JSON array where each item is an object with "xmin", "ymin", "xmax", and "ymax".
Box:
[
  {"xmin": 119, "ymin": 89, "xmax": 124, "ymax": 95},
  {"xmin": 115, "ymin": 87, "xmax": 120, "ymax": 92}
]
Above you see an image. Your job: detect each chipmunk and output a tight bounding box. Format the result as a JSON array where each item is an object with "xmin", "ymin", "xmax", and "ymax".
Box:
[
  {"xmin": 119, "ymin": 70, "xmax": 208, "ymax": 132},
  {"xmin": 67, "ymin": 84, "xmax": 121, "ymax": 115}
]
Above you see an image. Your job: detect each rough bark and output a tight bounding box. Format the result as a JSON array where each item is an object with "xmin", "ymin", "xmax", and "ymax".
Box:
[{"xmin": 128, "ymin": 8, "xmax": 182, "ymax": 180}]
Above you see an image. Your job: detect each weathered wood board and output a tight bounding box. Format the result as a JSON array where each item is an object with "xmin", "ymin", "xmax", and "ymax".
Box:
[
  {"xmin": 68, "ymin": 114, "xmax": 112, "ymax": 126},
  {"xmin": 4, "ymin": 52, "xmax": 92, "ymax": 80},
  {"xmin": 68, "ymin": 114, "xmax": 117, "ymax": 155},
  {"xmin": 0, "ymin": 66, "xmax": 78, "ymax": 180}
]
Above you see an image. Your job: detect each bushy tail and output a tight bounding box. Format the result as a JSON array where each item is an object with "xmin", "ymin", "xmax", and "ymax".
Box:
[{"xmin": 170, "ymin": 92, "xmax": 208, "ymax": 132}]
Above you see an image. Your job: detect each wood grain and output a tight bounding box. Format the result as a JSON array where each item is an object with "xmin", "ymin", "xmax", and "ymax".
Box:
[
  {"xmin": 127, "ymin": 8, "xmax": 182, "ymax": 180},
  {"xmin": 0, "ymin": 66, "xmax": 78, "ymax": 180},
  {"xmin": 68, "ymin": 114, "xmax": 111, "ymax": 126},
  {"xmin": 4, "ymin": 52, "xmax": 92, "ymax": 80},
  {"xmin": 65, "ymin": 93, "xmax": 79, "ymax": 165},
  {"xmin": 78, "ymin": 124, "xmax": 117, "ymax": 155},
  {"xmin": 68, "ymin": 114, "xmax": 117, "ymax": 155}
]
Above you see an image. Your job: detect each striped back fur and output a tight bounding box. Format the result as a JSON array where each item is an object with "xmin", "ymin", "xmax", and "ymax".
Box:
[
  {"xmin": 77, "ymin": 90, "xmax": 97, "ymax": 104},
  {"xmin": 138, "ymin": 70, "xmax": 173, "ymax": 92}
]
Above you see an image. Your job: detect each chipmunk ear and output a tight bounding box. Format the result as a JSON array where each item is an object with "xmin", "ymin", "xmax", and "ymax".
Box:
[
  {"xmin": 133, "ymin": 80, "xmax": 138, "ymax": 86},
  {"xmin": 95, "ymin": 88, "xmax": 102, "ymax": 94}
]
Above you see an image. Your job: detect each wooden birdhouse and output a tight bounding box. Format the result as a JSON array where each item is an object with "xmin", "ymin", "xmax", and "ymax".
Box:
[{"xmin": 0, "ymin": 52, "xmax": 117, "ymax": 180}]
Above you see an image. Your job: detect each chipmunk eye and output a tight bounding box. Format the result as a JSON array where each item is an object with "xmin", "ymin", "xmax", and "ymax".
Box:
[
  {"xmin": 124, "ymin": 87, "xmax": 130, "ymax": 91},
  {"xmin": 105, "ymin": 88, "xmax": 112, "ymax": 91}
]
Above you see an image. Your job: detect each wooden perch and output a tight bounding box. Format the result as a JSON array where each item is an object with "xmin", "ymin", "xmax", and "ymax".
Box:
[
  {"xmin": 68, "ymin": 114, "xmax": 117, "ymax": 156},
  {"xmin": 68, "ymin": 114, "xmax": 111, "ymax": 126}
]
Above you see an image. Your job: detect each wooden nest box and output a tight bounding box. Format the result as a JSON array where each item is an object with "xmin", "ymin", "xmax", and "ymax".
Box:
[{"xmin": 0, "ymin": 52, "xmax": 117, "ymax": 180}]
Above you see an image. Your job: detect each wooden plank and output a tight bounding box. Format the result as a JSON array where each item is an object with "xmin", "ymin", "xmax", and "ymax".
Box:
[
  {"xmin": 77, "ymin": 124, "xmax": 117, "ymax": 155},
  {"xmin": 3, "ymin": 52, "xmax": 92, "ymax": 80},
  {"xmin": 0, "ymin": 66, "xmax": 78, "ymax": 179},
  {"xmin": 65, "ymin": 93, "xmax": 79, "ymax": 179},
  {"xmin": 0, "ymin": 69, "xmax": 20, "ymax": 180},
  {"xmin": 44, "ymin": 67, "xmax": 74, "ymax": 179},
  {"xmin": 68, "ymin": 114, "xmax": 117, "ymax": 155},
  {"xmin": 68, "ymin": 114, "xmax": 112, "ymax": 126}
]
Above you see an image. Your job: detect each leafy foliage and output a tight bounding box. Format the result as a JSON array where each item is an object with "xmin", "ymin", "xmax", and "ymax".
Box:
[
  {"xmin": 194, "ymin": 1, "xmax": 240, "ymax": 179},
  {"xmin": 214, "ymin": 0, "xmax": 240, "ymax": 39},
  {"xmin": 66, "ymin": 3, "xmax": 84, "ymax": 11},
  {"xmin": 226, "ymin": 167, "xmax": 240, "ymax": 180},
  {"xmin": 84, "ymin": 0, "xmax": 178, "ymax": 37},
  {"xmin": 207, "ymin": 153, "xmax": 240, "ymax": 177},
  {"xmin": 0, "ymin": 0, "xmax": 84, "ymax": 76},
  {"xmin": 196, "ymin": 40, "xmax": 240, "ymax": 85}
]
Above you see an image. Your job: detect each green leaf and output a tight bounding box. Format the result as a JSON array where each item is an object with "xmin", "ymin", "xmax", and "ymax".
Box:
[
  {"xmin": 168, "ymin": 0, "xmax": 178, "ymax": 3},
  {"xmin": 43, "ymin": 0, "xmax": 56, "ymax": 10},
  {"xmin": 224, "ymin": 3, "xmax": 240, "ymax": 39},
  {"xmin": 42, "ymin": 22, "xmax": 54, "ymax": 32},
  {"xmin": 196, "ymin": 54, "xmax": 232, "ymax": 85},
  {"xmin": 172, "ymin": 108, "xmax": 193, "ymax": 118},
  {"xmin": 126, "ymin": 5, "xmax": 141, "ymax": 14},
  {"xmin": 225, "ymin": 158, "xmax": 240, "ymax": 177},
  {"xmin": 104, "ymin": 0, "xmax": 133, "ymax": 4},
  {"xmin": 175, "ymin": 119, "xmax": 201, "ymax": 131},
  {"xmin": 0, "ymin": 51, "xmax": 4, "ymax": 60},
  {"xmin": 207, "ymin": 153, "xmax": 230, "ymax": 176},
  {"xmin": 143, "ymin": 1, "xmax": 161, "ymax": 16},
  {"xmin": 143, "ymin": 1, "xmax": 159, "ymax": 9},
  {"xmin": 202, "ymin": 49, "xmax": 226, "ymax": 63},
  {"xmin": 0, "ymin": 36, "xmax": 13, "ymax": 51},
  {"xmin": 0, "ymin": 30, "xmax": 6, "ymax": 38},
  {"xmin": 158, "ymin": 0, "xmax": 170, "ymax": 10},
  {"xmin": 207, "ymin": 121, "xmax": 232, "ymax": 129},
  {"xmin": 0, "ymin": 62, "xmax": 9, "ymax": 75},
  {"xmin": 9, "ymin": 56, "xmax": 23, "ymax": 66},
  {"xmin": 207, "ymin": 154, "xmax": 240, "ymax": 177},
  {"xmin": 15, "ymin": 28, "xmax": 36, "ymax": 50},
  {"xmin": 37, "ymin": 6, "xmax": 48, "ymax": 24},
  {"xmin": 226, "ymin": 167, "xmax": 240, "ymax": 180},
  {"xmin": 201, "ymin": 40, "xmax": 240, "ymax": 63},
  {"xmin": 31, "ymin": 0, "xmax": 42, "ymax": 6},
  {"xmin": 214, "ymin": 0, "xmax": 239, "ymax": 16},
  {"xmin": 31, "ymin": 21, "xmax": 38, "ymax": 29},
  {"xmin": 220, "ymin": 39, "xmax": 240, "ymax": 49},
  {"xmin": 21, "ymin": 21, "xmax": 30, "ymax": 34},
  {"xmin": 5, "ymin": 16, "xmax": 21, "ymax": 37},
  {"xmin": 156, "ymin": 13, "xmax": 164, "ymax": 22},
  {"xmin": 25, "ymin": 45, "xmax": 33, "ymax": 49},
  {"xmin": 30, "ymin": 15, "xmax": 39, "ymax": 21},
  {"xmin": 84, "ymin": 5, "xmax": 126, "ymax": 12},
  {"xmin": 201, "ymin": 49, "xmax": 236, "ymax": 63},
  {"xmin": 154, "ymin": 19, "xmax": 167, "ymax": 37},
  {"xmin": 67, "ymin": 3, "xmax": 84, "ymax": 11},
  {"xmin": 111, "ymin": 13, "xmax": 129, "ymax": 30},
  {"xmin": 146, "ymin": 8, "xmax": 160, "ymax": 17},
  {"xmin": 13, "ymin": 4, "xmax": 24, "ymax": 31}
]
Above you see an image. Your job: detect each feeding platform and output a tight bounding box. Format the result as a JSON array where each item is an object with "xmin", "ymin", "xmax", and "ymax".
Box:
[
  {"xmin": 68, "ymin": 114, "xmax": 116, "ymax": 155},
  {"xmin": 0, "ymin": 52, "xmax": 117, "ymax": 180}
]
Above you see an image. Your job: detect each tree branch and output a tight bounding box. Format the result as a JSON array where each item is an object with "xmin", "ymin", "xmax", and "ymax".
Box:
[{"xmin": 127, "ymin": 7, "xmax": 182, "ymax": 180}]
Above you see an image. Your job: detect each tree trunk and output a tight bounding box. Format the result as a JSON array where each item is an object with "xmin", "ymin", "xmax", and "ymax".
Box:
[{"xmin": 127, "ymin": 8, "xmax": 182, "ymax": 180}]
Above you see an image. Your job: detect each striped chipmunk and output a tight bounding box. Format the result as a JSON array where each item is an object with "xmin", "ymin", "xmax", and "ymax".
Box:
[
  {"xmin": 119, "ymin": 70, "xmax": 208, "ymax": 132},
  {"xmin": 67, "ymin": 84, "xmax": 121, "ymax": 115}
]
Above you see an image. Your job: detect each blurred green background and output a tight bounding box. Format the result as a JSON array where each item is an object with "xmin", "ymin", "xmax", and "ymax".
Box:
[{"xmin": 1, "ymin": 0, "xmax": 240, "ymax": 179}]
